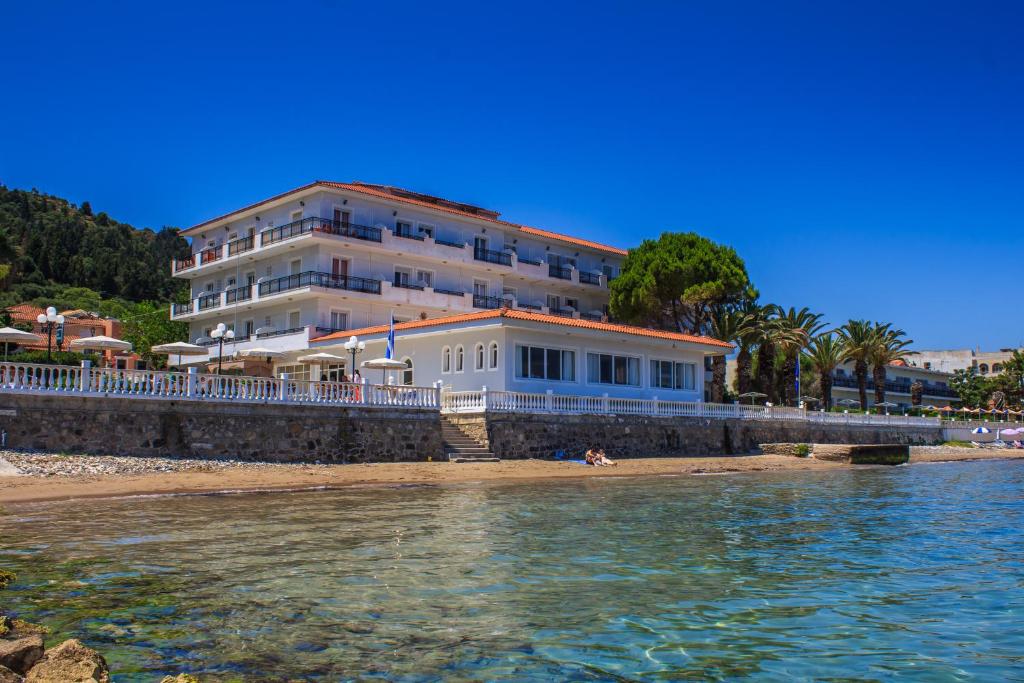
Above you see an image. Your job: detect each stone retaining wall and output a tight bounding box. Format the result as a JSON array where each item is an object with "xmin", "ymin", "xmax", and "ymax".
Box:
[
  {"xmin": 474, "ymin": 413, "xmax": 941, "ymax": 460},
  {"xmin": 0, "ymin": 394, "xmax": 442, "ymax": 463}
]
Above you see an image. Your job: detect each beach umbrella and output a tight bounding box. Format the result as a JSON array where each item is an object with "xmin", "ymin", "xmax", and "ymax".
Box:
[
  {"xmin": 69, "ymin": 336, "xmax": 133, "ymax": 367},
  {"xmin": 151, "ymin": 341, "xmax": 207, "ymax": 368},
  {"xmin": 875, "ymin": 401, "xmax": 898, "ymax": 415},
  {"xmin": 971, "ymin": 426, "xmax": 991, "ymax": 434},
  {"xmin": 362, "ymin": 357, "xmax": 406, "ymax": 383},
  {"xmin": 0, "ymin": 327, "xmax": 42, "ymax": 362},
  {"xmin": 296, "ymin": 352, "xmax": 349, "ymax": 380},
  {"xmin": 235, "ymin": 347, "xmax": 284, "ymax": 363},
  {"xmin": 738, "ymin": 391, "xmax": 768, "ymax": 406}
]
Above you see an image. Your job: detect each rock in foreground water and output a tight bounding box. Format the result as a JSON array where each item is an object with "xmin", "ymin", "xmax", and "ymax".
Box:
[
  {"xmin": 24, "ymin": 639, "xmax": 108, "ymax": 683},
  {"xmin": 0, "ymin": 636, "xmax": 42, "ymax": 676},
  {"xmin": 0, "ymin": 664, "xmax": 24, "ymax": 683}
]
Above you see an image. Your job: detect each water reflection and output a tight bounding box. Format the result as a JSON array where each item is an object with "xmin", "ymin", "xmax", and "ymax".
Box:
[{"xmin": 2, "ymin": 462, "xmax": 1023, "ymax": 681}]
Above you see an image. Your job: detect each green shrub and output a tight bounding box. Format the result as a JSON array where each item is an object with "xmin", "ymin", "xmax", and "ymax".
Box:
[
  {"xmin": 942, "ymin": 440, "xmax": 975, "ymax": 448},
  {"xmin": 794, "ymin": 443, "xmax": 812, "ymax": 457},
  {"xmin": 0, "ymin": 569, "xmax": 15, "ymax": 590}
]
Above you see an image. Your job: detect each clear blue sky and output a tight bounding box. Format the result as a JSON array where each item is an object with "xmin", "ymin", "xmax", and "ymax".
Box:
[{"xmin": 1, "ymin": 1, "xmax": 1021, "ymax": 350}]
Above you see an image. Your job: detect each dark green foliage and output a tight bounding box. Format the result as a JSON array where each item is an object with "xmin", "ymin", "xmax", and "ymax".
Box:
[
  {"xmin": 609, "ymin": 232, "xmax": 751, "ymax": 334},
  {"xmin": 950, "ymin": 367, "xmax": 993, "ymax": 408},
  {"xmin": 0, "ymin": 185, "xmax": 190, "ymax": 309}
]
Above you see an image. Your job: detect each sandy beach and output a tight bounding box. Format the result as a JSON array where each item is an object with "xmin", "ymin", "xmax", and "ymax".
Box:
[{"xmin": 0, "ymin": 447, "xmax": 1020, "ymax": 505}]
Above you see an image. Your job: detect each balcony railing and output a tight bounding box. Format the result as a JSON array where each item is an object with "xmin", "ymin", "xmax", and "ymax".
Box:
[
  {"xmin": 225, "ymin": 285, "xmax": 252, "ymax": 304},
  {"xmin": 831, "ymin": 374, "xmax": 958, "ymax": 398},
  {"xmin": 548, "ymin": 265, "xmax": 572, "ymax": 280},
  {"xmin": 579, "ymin": 271, "xmax": 602, "ymax": 285},
  {"xmin": 257, "ymin": 271, "xmax": 382, "ymax": 297},
  {"xmin": 199, "ymin": 247, "xmax": 222, "ymax": 265},
  {"xmin": 394, "ymin": 228, "xmax": 425, "ymax": 241},
  {"xmin": 393, "ymin": 280, "xmax": 425, "ymax": 291},
  {"xmin": 198, "ymin": 293, "xmax": 220, "ymax": 311},
  {"xmin": 434, "ymin": 287, "xmax": 467, "ymax": 297},
  {"xmin": 171, "ymin": 302, "xmax": 194, "ymax": 316},
  {"xmin": 518, "ymin": 302, "xmax": 543, "ymax": 311},
  {"xmin": 518, "ymin": 256, "xmax": 543, "ymax": 266},
  {"xmin": 228, "ymin": 235, "xmax": 255, "ymax": 256},
  {"xmin": 473, "ymin": 247, "xmax": 512, "ymax": 267},
  {"xmin": 173, "ymin": 254, "xmax": 196, "ymax": 271},
  {"xmin": 473, "ymin": 294, "xmax": 505, "ymax": 309},
  {"xmin": 260, "ymin": 217, "xmax": 383, "ymax": 248},
  {"xmin": 549, "ymin": 308, "xmax": 576, "ymax": 318},
  {"xmin": 435, "ymin": 238, "xmax": 465, "ymax": 249}
]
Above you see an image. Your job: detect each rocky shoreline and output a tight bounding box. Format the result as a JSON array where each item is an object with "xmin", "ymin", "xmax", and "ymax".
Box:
[
  {"xmin": 0, "ymin": 571, "xmax": 196, "ymax": 683},
  {"xmin": 0, "ymin": 449, "xmax": 333, "ymax": 478}
]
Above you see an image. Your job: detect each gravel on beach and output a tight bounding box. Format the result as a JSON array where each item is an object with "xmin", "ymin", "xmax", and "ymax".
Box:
[{"xmin": 0, "ymin": 450, "xmax": 326, "ymax": 478}]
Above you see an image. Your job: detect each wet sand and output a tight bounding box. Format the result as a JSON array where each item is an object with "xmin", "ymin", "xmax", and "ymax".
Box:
[{"xmin": 1, "ymin": 448, "xmax": 1022, "ymax": 505}]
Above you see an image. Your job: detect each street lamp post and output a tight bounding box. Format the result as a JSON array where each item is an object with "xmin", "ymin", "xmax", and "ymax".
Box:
[
  {"xmin": 343, "ymin": 335, "xmax": 365, "ymax": 380},
  {"xmin": 210, "ymin": 323, "xmax": 235, "ymax": 375},
  {"xmin": 35, "ymin": 307, "xmax": 65, "ymax": 363}
]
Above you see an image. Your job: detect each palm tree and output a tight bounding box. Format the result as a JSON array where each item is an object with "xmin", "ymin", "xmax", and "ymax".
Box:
[
  {"xmin": 733, "ymin": 300, "xmax": 763, "ymax": 397},
  {"xmin": 868, "ymin": 324, "xmax": 915, "ymax": 406},
  {"xmin": 774, "ymin": 307, "xmax": 826, "ymax": 406},
  {"xmin": 708, "ymin": 307, "xmax": 755, "ymax": 403},
  {"xmin": 805, "ymin": 333, "xmax": 846, "ymax": 410},
  {"xmin": 837, "ymin": 319, "xmax": 877, "ymax": 410},
  {"xmin": 754, "ymin": 305, "xmax": 783, "ymax": 404}
]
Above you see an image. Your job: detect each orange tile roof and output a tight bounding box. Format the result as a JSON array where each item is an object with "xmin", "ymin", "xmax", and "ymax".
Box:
[
  {"xmin": 313, "ymin": 308, "xmax": 732, "ymax": 350},
  {"xmin": 184, "ymin": 181, "xmax": 628, "ymax": 256}
]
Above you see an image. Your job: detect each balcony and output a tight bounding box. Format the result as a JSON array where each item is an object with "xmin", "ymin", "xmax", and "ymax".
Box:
[
  {"xmin": 257, "ymin": 271, "xmax": 382, "ymax": 298},
  {"xmin": 394, "ymin": 228, "xmax": 425, "ymax": 241},
  {"xmin": 260, "ymin": 217, "xmax": 382, "ymax": 247},
  {"xmin": 171, "ymin": 302, "xmax": 194, "ymax": 316},
  {"xmin": 548, "ymin": 265, "xmax": 572, "ymax": 280},
  {"xmin": 831, "ymin": 374, "xmax": 958, "ymax": 398},
  {"xmin": 393, "ymin": 280, "xmax": 425, "ymax": 291},
  {"xmin": 435, "ymin": 238, "xmax": 465, "ymax": 249},
  {"xmin": 579, "ymin": 271, "xmax": 602, "ymax": 286},
  {"xmin": 198, "ymin": 293, "xmax": 221, "ymax": 311},
  {"xmin": 473, "ymin": 294, "xmax": 505, "ymax": 310},
  {"xmin": 228, "ymin": 235, "xmax": 255, "ymax": 256},
  {"xmin": 225, "ymin": 285, "xmax": 252, "ymax": 304},
  {"xmin": 473, "ymin": 247, "xmax": 512, "ymax": 267}
]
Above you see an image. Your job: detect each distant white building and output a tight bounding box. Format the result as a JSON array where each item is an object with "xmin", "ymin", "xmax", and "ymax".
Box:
[
  {"xmin": 169, "ymin": 181, "xmax": 731, "ymax": 397},
  {"xmin": 908, "ymin": 347, "xmax": 1023, "ymax": 376},
  {"xmin": 831, "ymin": 361, "xmax": 958, "ymax": 409}
]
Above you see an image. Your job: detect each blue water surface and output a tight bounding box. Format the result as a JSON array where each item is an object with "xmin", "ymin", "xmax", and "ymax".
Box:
[{"xmin": 2, "ymin": 460, "xmax": 1023, "ymax": 681}]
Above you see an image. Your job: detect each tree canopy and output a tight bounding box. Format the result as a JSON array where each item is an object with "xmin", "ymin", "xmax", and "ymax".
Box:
[{"xmin": 608, "ymin": 232, "xmax": 751, "ymax": 334}]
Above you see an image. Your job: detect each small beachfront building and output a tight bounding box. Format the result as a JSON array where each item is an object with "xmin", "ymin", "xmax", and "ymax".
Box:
[{"xmin": 311, "ymin": 308, "xmax": 732, "ymax": 400}]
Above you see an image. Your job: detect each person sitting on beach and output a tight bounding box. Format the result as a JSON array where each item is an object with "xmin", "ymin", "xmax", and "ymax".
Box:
[{"xmin": 585, "ymin": 448, "xmax": 617, "ymax": 466}]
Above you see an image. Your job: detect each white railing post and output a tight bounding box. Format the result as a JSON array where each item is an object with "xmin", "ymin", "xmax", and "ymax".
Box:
[
  {"xmin": 279, "ymin": 373, "xmax": 289, "ymax": 401},
  {"xmin": 602, "ymin": 393, "xmax": 610, "ymax": 414},
  {"xmin": 545, "ymin": 389, "xmax": 554, "ymax": 413},
  {"xmin": 652, "ymin": 396, "xmax": 659, "ymax": 417},
  {"xmin": 361, "ymin": 376, "xmax": 368, "ymax": 405},
  {"xmin": 481, "ymin": 385, "xmax": 489, "ymax": 411},
  {"xmin": 186, "ymin": 367, "xmax": 197, "ymax": 398},
  {"xmin": 79, "ymin": 360, "xmax": 92, "ymax": 393}
]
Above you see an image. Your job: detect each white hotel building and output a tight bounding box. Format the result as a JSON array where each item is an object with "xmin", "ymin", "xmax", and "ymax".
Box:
[{"xmin": 171, "ymin": 181, "xmax": 731, "ymax": 399}]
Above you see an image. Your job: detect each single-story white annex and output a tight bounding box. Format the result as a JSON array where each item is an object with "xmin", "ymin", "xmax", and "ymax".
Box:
[{"xmin": 310, "ymin": 308, "xmax": 733, "ymax": 400}]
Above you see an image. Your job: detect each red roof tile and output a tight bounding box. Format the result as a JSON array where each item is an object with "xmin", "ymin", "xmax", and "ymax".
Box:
[
  {"xmin": 184, "ymin": 181, "xmax": 628, "ymax": 256},
  {"xmin": 313, "ymin": 308, "xmax": 732, "ymax": 350}
]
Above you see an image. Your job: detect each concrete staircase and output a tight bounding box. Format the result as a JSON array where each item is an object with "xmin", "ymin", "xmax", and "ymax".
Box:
[{"xmin": 440, "ymin": 416, "xmax": 499, "ymax": 463}]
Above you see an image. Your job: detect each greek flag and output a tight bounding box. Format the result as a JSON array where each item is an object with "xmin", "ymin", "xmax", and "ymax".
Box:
[{"xmin": 385, "ymin": 316, "xmax": 396, "ymax": 360}]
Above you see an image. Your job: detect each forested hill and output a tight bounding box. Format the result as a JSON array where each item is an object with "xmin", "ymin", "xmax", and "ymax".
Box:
[{"xmin": 0, "ymin": 186, "xmax": 190, "ymax": 309}]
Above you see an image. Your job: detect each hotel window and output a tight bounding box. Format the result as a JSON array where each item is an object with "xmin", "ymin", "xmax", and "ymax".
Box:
[
  {"xmin": 442, "ymin": 346, "xmax": 451, "ymax": 373},
  {"xmin": 401, "ymin": 358, "xmax": 414, "ymax": 385},
  {"xmin": 546, "ymin": 294, "xmax": 561, "ymax": 310},
  {"xmin": 395, "ymin": 220, "xmax": 413, "ymax": 237},
  {"xmin": 650, "ymin": 360, "xmax": 697, "ymax": 390},
  {"xmin": 329, "ymin": 310, "xmax": 348, "ymax": 331},
  {"xmin": 417, "ymin": 223, "xmax": 435, "ymax": 238},
  {"xmin": 474, "ymin": 343, "xmax": 485, "ymax": 371},
  {"xmin": 602, "ymin": 264, "xmax": 615, "ymax": 279},
  {"xmin": 291, "ymin": 209, "xmax": 303, "ymax": 223},
  {"xmin": 515, "ymin": 345, "xmax": 576, "ymax": 382},
  {"xmin": 333, "ymin": 208, "xmax": 351, "ymax": 227},
  {"xmin": 502, "ymin": 287, "xmax": 517, "ymax": 304},
  {"xmin": 455, "ymin": 345, "xmax": 465, "ymax": 372},
  {"xmin": 242, "ymin": 320, "xmax": 254, "ymax": 337},
  {"xmin": 276, "ymin": 364, "xmax": 311, "ymax": 381},
  {"xmin": 416, "ymin": 270, "xmax": 434, "ymax": 288},
  {"xmin": 288, "ymin": 310, "xmax": 301, "ymax": 328},
  {"xmin": 488, "ymin": 341, "xmax": 499, "ymax": 370},
  {"xmin": 565, "ymin": 297, "xmax": 579, "ymax": 311},
  {"xmin": 394, "ymin": 268, "xmax": 412, "ymax": 287},
  {"xmin": 587, "ymin": 353, "xmax": 641, "ymax": 386}
]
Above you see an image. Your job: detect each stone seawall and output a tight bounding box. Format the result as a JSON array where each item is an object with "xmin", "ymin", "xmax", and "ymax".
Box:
[
  {"xmin": 0, "ymin": 394, "xmax": 442, "ymax": 463},
  {"xmin": 460, "ymin": 413, "xmax": 942, "ymax": 460}
]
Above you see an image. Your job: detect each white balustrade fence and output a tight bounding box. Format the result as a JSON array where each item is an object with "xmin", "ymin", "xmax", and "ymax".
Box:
[
  {"xmin": 440, "ymin": 388, "xmax": 941, "ymax": 426},
  {"xmin": 0, "ymin": 361, "xmax": 439, "ymax": 409}
]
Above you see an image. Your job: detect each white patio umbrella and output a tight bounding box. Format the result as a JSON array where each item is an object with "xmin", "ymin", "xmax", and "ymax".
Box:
[
  {"xmin": 151, "ymin": 341, "xmax": 207, "ymax": 368},
  {"xmin": 296, "ymin": 352, "xmax": 348, "ymax": 380},
  {"xmin": 69, "ymin": 335, "xmax": 133, "ymax": 368},
  {"xmin": 0, "ymin": 327, "xmax": 42, "ymax": 361},
  {"xmin": 362, "ymin": 357, "xmax": 406, "ymax": 383},
  {"xmin": 235, "ymin": 347, "xmax": 285, "ymax": 362}
]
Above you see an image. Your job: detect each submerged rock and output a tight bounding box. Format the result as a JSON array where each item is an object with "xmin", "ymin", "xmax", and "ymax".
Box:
[
  {"xmin": 24, "ymin": 639, "xmax": 108, "ymax": 683},
  {"xmin": 0, "ymin": 636, "xmax": 43, "ymax": 675},
  {"xmin": 160, "ymin": 675, "xmax": 200, "ymax": 683}
]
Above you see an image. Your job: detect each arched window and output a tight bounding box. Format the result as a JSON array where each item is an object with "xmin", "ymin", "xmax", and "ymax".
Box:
[
  {"xmin": 488, "ymin": 341, "xmax": 499, "ymax": 370},
  {"xmin": 474, "ymin": 343, "xmax": 485, "ymax": 371},
  {"xmin": 402, "ymin": 358, "xmax": 414, "ymax": 385},
  {"xmin": 979, "ymin": 363, "xmax": 989, "ymax": 374},
  {"xmin": 442, "ymin": 346, "xmax": 451, "ymax": 373},
  {"xmin": 455, "ymin": 345, "xmax": 465, "ymax": 372},
  {"xmin": 993, "ymin": 363, "xmax": 1003, "ymax": 373}
]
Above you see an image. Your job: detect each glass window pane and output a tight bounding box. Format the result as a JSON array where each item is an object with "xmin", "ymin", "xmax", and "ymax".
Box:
[
  {"xmin": 546, "ymin": 348, "xmax": 561, "ymax": 380},
  {"xmin": 529, "ymin": 347, "xmax": 545, "ymax": 379},
  {"xmin": 563, "ymin": 351, "xmax": 575, "ymax": 381},
  {"xmin": 628, "ymin": 357, "xmax": 640, "ymax": 386},
  {"xmin": 600, "ymin": 354, "xmax": 613, "ymax": 384},
  {"xmin": 517, "ymin": 346, "xmax": 527, "ymax": 377}
]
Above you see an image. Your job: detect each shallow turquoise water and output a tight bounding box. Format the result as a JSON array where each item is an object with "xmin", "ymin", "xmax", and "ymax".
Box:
[{"xmin": 2, "ymin": 461, "xmax": 1024, "ymax": 681}]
